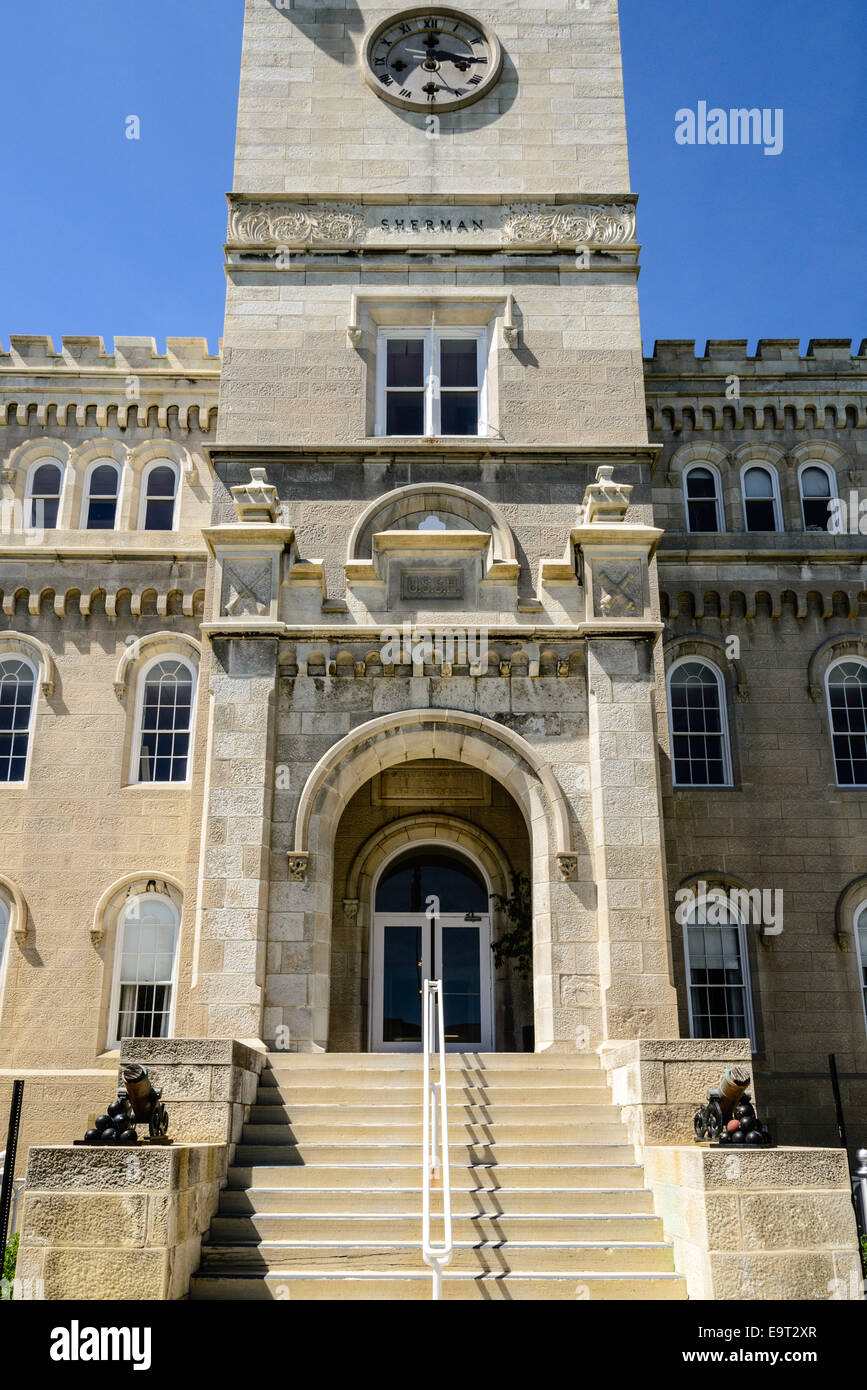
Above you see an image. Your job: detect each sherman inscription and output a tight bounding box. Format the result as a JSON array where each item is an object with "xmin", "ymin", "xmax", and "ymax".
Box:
[{"xmin": 400, "ymin": 569, "xmax": 464, "ymax": 599}]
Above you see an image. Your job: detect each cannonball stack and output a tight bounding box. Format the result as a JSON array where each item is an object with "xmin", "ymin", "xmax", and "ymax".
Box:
[
  {"xmin": 82, "ymin": 1097, "xmax": 139, "ymax": 1145},
  {"xmin": 717, "ymin": 1093, "xmax": 772, "ymax": 1147}
]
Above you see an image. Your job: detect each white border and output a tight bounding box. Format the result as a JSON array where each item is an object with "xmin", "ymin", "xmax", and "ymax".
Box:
[{"xmin": 667, "ymin": 655, "xmax": 733, "ymax": 788}]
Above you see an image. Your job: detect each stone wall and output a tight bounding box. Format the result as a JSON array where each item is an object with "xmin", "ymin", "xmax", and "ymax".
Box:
[{"xmin": 15, "ymin": 1143, "xmax": 226, "ymax": 1301}]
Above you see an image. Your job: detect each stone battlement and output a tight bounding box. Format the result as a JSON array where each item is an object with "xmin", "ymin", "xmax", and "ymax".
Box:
[
  {"xmin": 646, "ymin": 338, "xmax": 867, "ymax": 369},
  {"xmin": 0, "ymin": 334, "xmax": 221, "ymax": 372}
]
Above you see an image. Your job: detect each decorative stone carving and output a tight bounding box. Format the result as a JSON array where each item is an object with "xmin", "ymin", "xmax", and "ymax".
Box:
[
  {"xmin": 594, "ymin": 563, "xmax": 642, "ymax": 618},
  {"xmin": 342, "ymin": 898, "xmax": 359, "ymax": 927},
  {"xmin": 582, "ymin": 464, "xmax": 633, "ymax": 524},
  {"xmin": 557, "ymin": 853, "xmax": 578, "ymax": 883},
  {"xmin": 231, "ymin": 467, "xmax": 278, "ymax": 524},
  {"xmin": 228, "ymin": 202, "xmax": 367, "ymax": 247},
  {"xmin": 287, "ymin": 853, "xmax": 309, "ymax": 883},
  {"xmin": 400, "ymin": 570, "xmax": 464, "ymax": 600},
  {"xmin": 502, "ymin": 204, "xmax": 636, "ymax": 247},
  {"xmin": 221, "ymin": 561, "xmax": 273, "ymax": 618}
]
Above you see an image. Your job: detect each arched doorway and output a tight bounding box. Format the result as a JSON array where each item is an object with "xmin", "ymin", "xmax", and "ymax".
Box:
[{"xmin": 369, "ymin": 844, "xmax": 494, "ymax": 1052}]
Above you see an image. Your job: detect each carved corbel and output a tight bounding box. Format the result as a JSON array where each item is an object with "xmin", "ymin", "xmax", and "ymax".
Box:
[
  {"xmin": 287, "ymin": 853, "xmax": 309, "ymax": 883},
  {"xmin": 343, "ymin": 898, "xmax": 359, "ymax": 927},
  {"xmin": 556, "ymin": 853, "xmax": 578, "ymax": 883}
]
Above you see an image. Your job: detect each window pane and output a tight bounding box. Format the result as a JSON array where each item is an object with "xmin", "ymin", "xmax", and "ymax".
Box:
[
  {"xmin": 803, "ymin": 497, "xmax": 830, "ymax": 532},
  {"xmin": 440, "ymin": 339, "xmax": 478, "ymax": 389},
  {"xmin": 116, "ymin": 895, "xmax": 177, "ymax": 1041},
  {"xmin": 138, "ymin": 661, "xmax": 194, "ymax": 783},
  {"xmin": 687, "ymin": 499, "xmax": 719, "ymax": 532},
  {"xmin": 386, "ymin": 339, "xmax": 424, "ymax": 388},
  {"xmin": 377, "ymin": 849, "xmax": 487, "ymax": 913},
  {"xmin": 802, "ymin": 466, "xmax": 831, "ymax": 498},
  {"xmin": 744, "ymin": 468, "xmax": 773, "ymax": 499},
  {"xmin": 147, "ymin": 465, "xmax": 176, "ymax": 499},
  {"xmin": 144, "ymin": 498, "xmax": 175, "ymax": 530},
  {"xmin": 685, "ymin": 471, "xmax": 719, "ymax": 532},
  {"xmin": 687, "ymin": 917, "xmax": 747, "ymax": 1039},
  {"xmin": 827, "ymin": 662, "xmax": 867, "ymax": 786},
  {"xmin": 382, "ymin": 925, "xmax": 422, "ymax": 1043},
  {"xmin": 386, "ymin": 393, "xmax": 425, "ymax": 436},
  {"xmin": 441, "ymin": 926, "xmax": 481, "ymax": 1044},
  {"xmin": 32, "ymin": 464, "xmax": 61, "ymax": 496},
  {"xmin": 441, "ymin": 393, "xmax": 479, "ymax": 435},
  {"xmin": 87, "ymin": 498, "xmax": 117, "ymax": 529},
  {"xmin": 745, "ymin": 497, "xmax": 777, "ymax": 532}
]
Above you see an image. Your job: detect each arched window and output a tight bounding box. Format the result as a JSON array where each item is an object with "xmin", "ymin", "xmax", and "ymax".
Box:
[
  {"xmin": 826, "ymin": 659, "xmax": 867, "ymax": 786},
  {"xmin": 742, "ymin": 465, "xmax": 781, "ymax": 532},
  {"xmin": 83, "ymin": 462, "xmax": 120, "ymax": 530},
  {"xmin": 856, "ymin": 902, "xmax": 867, "ymax": 1038},
  {"xmin": 133, "ymin": 656, "xmax": 196, "ymax": 784},
  {"xmin": 683, "ymin": 465, "xmax": 723, "ymax": 533},
  {"xmin": 139, "ymin": 463, "xmax": 179, "ymax": 531},
  {"xmin": 683, "ymin": 893, "xmax": 755, "ymax": 1044},
  {"xmin": 668, "ymin": 659, "xmax": 732, "ymax": 787},
  {"xmin": 0, "ymin": 657, "xmax": 37, "ymax": 783},
  {"xmin": 110, "ymin": 891, "xmax": 179, "ymax": 1045},
  {"xmin": 375, "ymin": 848, "xmax": 489, "ymax": 912},
  {"xmin": 799, "ymin": 464, "xmax": 836, "ymax": 533},
  {"xmin": 25, "ymin": 461, "xmax": 63, "ymax": 529}
]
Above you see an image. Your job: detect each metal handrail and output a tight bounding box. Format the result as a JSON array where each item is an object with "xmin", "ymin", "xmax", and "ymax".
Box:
[
  {"xmin": 422, "ymin": 979, "xmax": 453, "ymax": 1301},
  {"xmin": 0, "ymin": 1151, "xmax": 24, "ymax": 1237}
]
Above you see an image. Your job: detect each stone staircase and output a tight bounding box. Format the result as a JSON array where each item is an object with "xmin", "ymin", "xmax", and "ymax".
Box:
[{"xmin": 190, "ymin": 1052, "xmax": 687, "ymax": 1301}]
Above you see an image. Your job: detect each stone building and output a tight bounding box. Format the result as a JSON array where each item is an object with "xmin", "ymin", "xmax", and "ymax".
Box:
[{"xmin": 2, "ymin": 0, "xmax": 865, "ymax": 1300}]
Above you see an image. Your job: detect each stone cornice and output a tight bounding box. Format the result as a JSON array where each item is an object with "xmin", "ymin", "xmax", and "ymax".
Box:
[{"xmin": 205, "ymin": 442, "xmax": 661, "ymax": 467}]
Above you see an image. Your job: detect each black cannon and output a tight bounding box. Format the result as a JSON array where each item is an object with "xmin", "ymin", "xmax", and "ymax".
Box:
[
  {"xmin": 79, "ymin": 1063, "xmax": 169, "ymax": 1145},
  {"xmin": 694, "ymin": 1066, "xmax": 773, "ymax": 1147}
]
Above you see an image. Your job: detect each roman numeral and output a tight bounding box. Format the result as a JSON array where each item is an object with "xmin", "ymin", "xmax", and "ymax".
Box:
[
  {"xmin": 468, "ymin": 75, "xmax": 482, "ymax": 85},
  {"xmin": 398, "ymin": 23, "xmax": 412, "ymax": 32},
  {"xmin": 378, "ymin": 73, "xmax": 393, "ymax": 86},
  {"xmin": 375, "ymin": 57, "xmax": 386, "ymax": 66},
  {"xmin": 471, "ymin": 37, "xmax": 484, "ymax": 46},
  {"xmin": 400, "ymin": 88, "xmax": 412, "ymax": 98}
]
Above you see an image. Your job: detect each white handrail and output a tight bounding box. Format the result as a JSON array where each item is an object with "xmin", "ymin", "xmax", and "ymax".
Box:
[{"xmin": 422, "ymin": 979, "xmax": 453, "ymax": 1301}]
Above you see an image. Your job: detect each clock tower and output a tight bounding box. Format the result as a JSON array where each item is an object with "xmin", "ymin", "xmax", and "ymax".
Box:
[{"xmin": 197, "ymin": 0, "xmax": 680, "ymax": 1054}]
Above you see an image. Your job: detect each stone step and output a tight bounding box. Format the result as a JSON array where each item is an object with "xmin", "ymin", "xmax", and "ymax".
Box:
[
  {"xmin": 239, "ymin": 1121, "xmax": 628, "ymax": 1145},
  {"xmin": 262, "ymin": 1053, "xmax": 604, "ymax": 1071},
  {"xmin": 198, "ymin": 1239, "xmax": 677, "ymax": 1275},
  {"xmin": 231, "ymin": 1142, "xmax": 636, "ymax": 1167},
  {"xmin": 190, "ymin": 1271, "xmax": 688, "ymax": 1301},
  {"xmin": 248, "ymin": 1102, "xmax": 620, "ymax": 1125},
  {"xmin": 260, "ymin": 1065, "xmax": 607, "ymax": 1085},
  {"xmin": 227, "ymin": 1163, "xmax": 648, "ymax": 1190},
  {"xmin": 256, "ymin": 1082, "xmax": 609, "ymax": 1103},
  {"xmin": 206, "ymin": 1212, "xmax": 666, "ymax": 1244},
  {"xmin": 217, "ymin": 1185, "xmax": 657, "ymax": 1217}
]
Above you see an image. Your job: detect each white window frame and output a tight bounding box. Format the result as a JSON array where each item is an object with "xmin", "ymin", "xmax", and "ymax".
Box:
[
  {"xmin": 855, "ymin": 898, "xmax": 867, "ymax": 1042},
  {"xmin": 667, "ymin": 656, "xmax": 733, "ymax": 789},
  {"xmin": 0, "ymin": 653, "xmax": 39, "ymax": 785},
  {"xmin": 740, "ymin": 463, "xmax": 783, "ymax": 533},
  {"xmin": 24, "ymin": 458, "xmax": 66, "ymax": 530},
  {"xmin": 106, "ymin": 891, "xmax": 180, "ymax": 1050},
  {"xmin": 129, "ymin": 652, "xmax": 198, "ymax": 787},
  {"xmin": 79, "ymin": 458, "xmax": 122, "ymax": 531},
  {"xmin": 683, "ymin": 463, "xmax": 725, "ymax": 534},
  {"xmin": 825, "ymin": 656, "xmax": 867, "ymax": 789},
  {"xmin": 0, "ymin": 894, "xmax": 10, "ymax": 1024},
  {"xmin": 798, "ymin": 460, "xmax": 839, "ymax": 534},
  {"xmin": 137, "ymin": 459, "xmax": 181, "ymax": 531},
  {"xmin": 375, "ymin": 325, "xmax": 489, "ymax": 439},
  {"xmin": 682, "ymin": 893, "xmax": 756, "ymax": 1049}
]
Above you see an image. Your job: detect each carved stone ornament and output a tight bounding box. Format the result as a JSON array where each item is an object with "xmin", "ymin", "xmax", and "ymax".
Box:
[
  {"xmin": 594, "ymin": 563, "xmax": 642, "ymax": 619},
  {"xmin": 229, "ymin": 202, "xmax": 367, "ymax": 248},
  {"xmin": 502, "ymin": 204, "xmax": 636, "ymax": 248},
  {"xmin": 287, "ymin": 853, "xmax": 309, "ymax": 883},
  {"xmin": 221, "ymin": 561, "xmax": 273, "ymax": 618},
  {"xmin": 343, "ymin": 898, "xmax": 359, "ymax": 926},
  {"xmin": 231, "ymin": 467, "xmax": 279, "ymax": 524},
  {"xmin": 582, "ymin": 464, "xmax": 632, "ymax": 524},
  {"xmin": 556, "ymin": 853, "xmax": 578, "ymax": 883}
]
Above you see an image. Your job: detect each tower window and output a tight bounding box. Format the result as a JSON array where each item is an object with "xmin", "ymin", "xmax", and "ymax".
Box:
[
  {"xmin": 84, "ymin": 462, "xmax": 120, "ymax": 530},
  {"xmin": 377, "ymin": 328, "xmax": 488, "ymax": 438},
  {"xmin": 25, "ymin": 462, "xmax": 63, "ymax": 529},
  {"xmin": 140, "ymin": 463, "xmax": 179, "ymax": 531},
  {"xmin": 0, "ymin": 657, "xmax": 37, "ymax": 783},
  {"xmin": 799, "ymin": 464, "xmax": 836, "ymax": 533},
  {"xmin": 667, "ymin": 658, "xmax": 732, "ymax": 787},
  {"xmin": 683, "ymin": 896, "xmax": 754, "ymax": 1045},
  {"xmin": 742, "ymin": 465, "xmax": 781, "ymax": 532},
  {"xmin": 683, "ymin": 466, "xmax": 723, "ymax": 533},
  {"xmin": 826, "ymin": 659, "xmax": 867, "ymax": 786}
]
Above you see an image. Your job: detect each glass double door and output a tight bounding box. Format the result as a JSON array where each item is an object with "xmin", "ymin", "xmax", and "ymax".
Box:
[{"xmin": 371, "ymin": 912, "xmax": 493, "ymax": 1052}]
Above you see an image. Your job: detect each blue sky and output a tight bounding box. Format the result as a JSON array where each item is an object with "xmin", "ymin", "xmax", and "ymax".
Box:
[{"xmin": 1, "ymin": 0, "xmax": 864, "ymax": 356}]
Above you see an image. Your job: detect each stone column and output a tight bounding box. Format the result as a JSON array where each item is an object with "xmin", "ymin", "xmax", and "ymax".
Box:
[{"xmin": 577, "ymin": 466, "xmax": 680, "ymax": 1041}]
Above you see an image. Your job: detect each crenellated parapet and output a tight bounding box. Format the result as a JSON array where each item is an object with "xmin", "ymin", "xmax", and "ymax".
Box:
[
  {"xmin": 0, "ymin": 334, "xmax": 221, "ymax": 434},
  {"xmin": 644, "ymin": 339, "xmax": 867, "ymax": 435}
]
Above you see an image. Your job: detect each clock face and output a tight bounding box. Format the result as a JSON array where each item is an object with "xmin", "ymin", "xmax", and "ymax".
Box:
[{"xmin": 362, "ymin": 7, "xmax": 503, "ymax": 114}]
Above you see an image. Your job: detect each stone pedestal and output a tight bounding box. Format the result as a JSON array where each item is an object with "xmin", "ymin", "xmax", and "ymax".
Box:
[{"xmin": 601, "ymin": 1038, "xmax": 753, "ymax": 1147}]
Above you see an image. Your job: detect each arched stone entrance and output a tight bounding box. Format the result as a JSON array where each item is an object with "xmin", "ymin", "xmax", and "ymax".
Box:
[{"xmin": 287, "ymin": 708, "xmax": 581, "ymax": 1052}]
